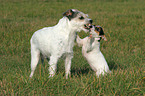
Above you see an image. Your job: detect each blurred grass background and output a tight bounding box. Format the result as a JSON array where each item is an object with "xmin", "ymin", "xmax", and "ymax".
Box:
[{"xmin": 0, "ymin": 0, "xmax": 144, "ymax": 95}]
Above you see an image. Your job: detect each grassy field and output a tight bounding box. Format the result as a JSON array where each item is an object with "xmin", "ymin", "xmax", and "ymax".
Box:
[{"xmin": 0, "ymin": 0, "xmax": 144, "ymax": 95}]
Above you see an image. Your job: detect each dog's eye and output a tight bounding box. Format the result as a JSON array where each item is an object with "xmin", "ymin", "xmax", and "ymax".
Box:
[{"xmin": 79, "ymin": 16, "xmax": 84, "ymax": 20}]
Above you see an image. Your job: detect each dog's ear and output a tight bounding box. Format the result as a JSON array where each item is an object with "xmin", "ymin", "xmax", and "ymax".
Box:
[
  {"xmin": 63, "ymin": 9, "xmax": 73, "ymax": 17},
  {"xmin": 63, "ymin": 9, "xmax": 78, "ymax": 21},
  {"xmin": 95, "ymin": 26, "xmax": 107, "ymax": 41}
]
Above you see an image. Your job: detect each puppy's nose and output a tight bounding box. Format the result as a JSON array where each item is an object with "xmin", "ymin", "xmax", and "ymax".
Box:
[{"xmin": 90, "ymin": 20, "xmax": 93, "ymax": 24}]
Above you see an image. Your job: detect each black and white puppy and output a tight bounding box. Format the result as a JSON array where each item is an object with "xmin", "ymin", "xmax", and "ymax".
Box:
[{"xmin": 76, "ymin": 25, "xmax": 111, "ymax": 77}]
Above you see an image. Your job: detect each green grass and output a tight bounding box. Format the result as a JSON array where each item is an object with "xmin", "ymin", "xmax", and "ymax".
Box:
[{"xmin": 0, "ymin": 0, "xmax": 144, "ymax": 95}]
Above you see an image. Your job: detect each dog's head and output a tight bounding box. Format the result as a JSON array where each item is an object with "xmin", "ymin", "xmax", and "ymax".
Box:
[
  {"xmin": 63, "ymin": 9, "xmax": 93, "ymax": 32},
  {"xmin": 89, "ymin": 25, "xmax": 107, "ymax": 41}
]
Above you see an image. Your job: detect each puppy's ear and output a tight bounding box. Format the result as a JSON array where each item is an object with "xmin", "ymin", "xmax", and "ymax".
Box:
[
  {"xmin": 95, "ymin": 26, "xmax": 107, "ymax": 41},
  {"xmin": 63, "ymin": 9, "xmax": 78, "ymax": 21},
  {"xmin": 95, "ymin": 26, "xmax": 104, "ymax": 35}
]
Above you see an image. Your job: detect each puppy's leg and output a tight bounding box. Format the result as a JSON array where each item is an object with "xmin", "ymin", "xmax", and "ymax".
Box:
[
  {"xmin": 65, "ymin": 53, "xmax": 73, "ymax": 79},
  {"xmin": 48, "ymin": 56, "xmax": 59, "ymax": 78},
  {"xmin": 29, "ymin": 44, "xmax": 40, "ymax": 78},
  {"xmin": 76, "ymin": 35, "xmax": 83, "ymax": 47}
]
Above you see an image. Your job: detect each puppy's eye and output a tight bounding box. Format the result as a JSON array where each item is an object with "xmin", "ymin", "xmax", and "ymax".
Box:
[{"xmin": 79, "ymin": 16, "xmax": 84, "ymax": 20}]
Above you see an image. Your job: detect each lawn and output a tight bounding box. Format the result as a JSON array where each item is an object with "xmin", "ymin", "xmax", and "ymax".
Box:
[{"xmin": 0, "ymin": 0, "xmax": 144, "ymax": 95}]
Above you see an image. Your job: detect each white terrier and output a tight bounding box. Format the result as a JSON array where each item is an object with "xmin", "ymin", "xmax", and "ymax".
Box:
[
  {"xmin": 76, "ymin": 25, "xmax": 111, "ymax": 77},
  {"xmin": 29, "ymin": 9, "xmax": 92, "ymax": 79}
]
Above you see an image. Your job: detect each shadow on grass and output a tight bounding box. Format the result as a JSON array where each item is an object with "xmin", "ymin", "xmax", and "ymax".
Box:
[
  {"xmin": 71, "ymin": 68, "xmax": 92, "ymax": 76},
  {"xmin": 71, "ymin": 61, "xmax": 120, "ymax": 77},
  {"xmin": 108, "ymin": 61, "xmax": 122, "ymax": 70}
]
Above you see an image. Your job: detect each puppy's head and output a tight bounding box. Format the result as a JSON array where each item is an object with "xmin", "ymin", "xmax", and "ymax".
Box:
[
  {"xmin": 63, "ymin": 9, "xmax": 93, "ymax": 32},
  {"xmin": 89, "ymin": 25, "xmax": 107, "ymax": 41}
]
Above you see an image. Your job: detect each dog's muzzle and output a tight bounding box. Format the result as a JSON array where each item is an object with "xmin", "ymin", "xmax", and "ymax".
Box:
[
  {"xmin": 84, "ymin": 19, "xmax": 93, "ymax": 30},
  {"xmin": 84, "ymin": 24, "xmax": 93, "ymax": 30}
]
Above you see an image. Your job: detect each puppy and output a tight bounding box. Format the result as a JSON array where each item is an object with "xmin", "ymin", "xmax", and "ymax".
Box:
[
  {"xmin": 29, "ymin": 9, "xmax": 92, "ymax": 79},
  {"xmin": 76, "ymin": 25, "xmax": 111, "ymax": 77}
]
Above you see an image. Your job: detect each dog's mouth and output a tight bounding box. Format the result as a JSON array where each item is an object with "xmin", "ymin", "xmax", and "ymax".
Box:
[{"xmin": 84, "ymin": 24, "xmax": 92, "ymax": 30}]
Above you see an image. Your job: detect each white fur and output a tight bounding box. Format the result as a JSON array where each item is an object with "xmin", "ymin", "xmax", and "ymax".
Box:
[
  {"xmin": 29, "ymin": 9, "xmax": 92, "ymax": 79},
  {"xmin": 76, "ymin": 27, "xmax": 111, "ymax": 77}
]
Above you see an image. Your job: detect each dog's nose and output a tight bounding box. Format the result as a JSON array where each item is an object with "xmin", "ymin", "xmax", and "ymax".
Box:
[
  {"xmin": 89, "ymin": 25, "xmax": 93, "ymax": 28},
  {"xmin": 90, "ymin": 20, "xmax": 93, "ymax": 24}
]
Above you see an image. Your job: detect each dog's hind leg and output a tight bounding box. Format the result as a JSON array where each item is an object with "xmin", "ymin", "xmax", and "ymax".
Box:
[
  {"xmin": 65, "ymin": 53, "xmax": 73, "ymax": 79},
  {"xmin": 29, "ymin": 43, "xmax": 40, "ymax": 78},
  {"xmin": 48, "ymin": 56, "xmax": 59, "ymax": 78}
]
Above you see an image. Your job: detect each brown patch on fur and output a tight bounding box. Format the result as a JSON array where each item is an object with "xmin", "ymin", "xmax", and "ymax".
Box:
[
  {"xmin": 63, "ymin": 9, "xmax": 72, "ymax": 16},
  {"xmin": 95, "ymin": 30, "xmax": 100, "ymax": 35},
  {"xmin": 63, "ymin": 9, "xmax": 79, "ymax": 21}
]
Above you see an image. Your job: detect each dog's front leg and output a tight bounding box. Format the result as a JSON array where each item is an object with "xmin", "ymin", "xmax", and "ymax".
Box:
[
  {"xmin": 48, "ymin": 56, "xmax": 59, "ymax": 78},
  {"xmin": 65, "ymin": 53, "xmax": 73, "ymax": 79}
]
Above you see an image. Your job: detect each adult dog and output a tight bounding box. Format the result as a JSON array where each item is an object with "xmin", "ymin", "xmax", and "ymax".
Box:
[
  {"xmin": 76, "ymin": 25, "xmax": 111, "ymax": 77},
  {"xmin": 29, "ymin": 9, "xmax": 92, "ymax": 79}
]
